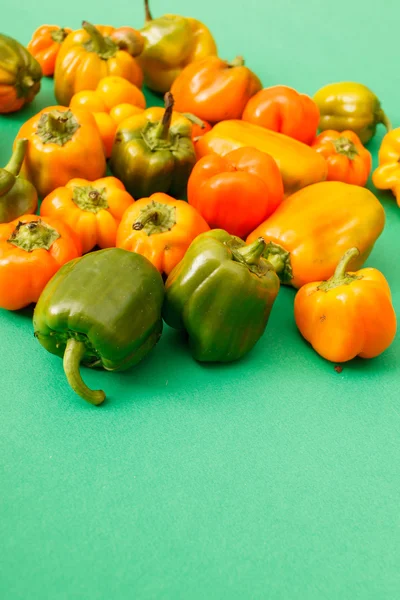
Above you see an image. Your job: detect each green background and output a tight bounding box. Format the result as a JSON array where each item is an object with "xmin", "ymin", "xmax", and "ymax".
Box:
[{"xmin": 1, "ymin": 1, "xmax": 399, "ymax": 598}]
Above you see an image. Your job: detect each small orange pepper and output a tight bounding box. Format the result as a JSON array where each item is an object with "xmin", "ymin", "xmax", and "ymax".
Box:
[
  {"xmin": 27, "ymin": 25, "xmax": 72, "ymax": 77},
  {"xmin": 0, "ymin": 214, "xmax": 82, "ymax": 311},
  {"xmin": 40, "ymin": 177, "xmax": 135, "ymax": 254},
  {"xmin": 372, "ymin": 128, "xmax": 400, "ymax": 206},
  {"xmin": 312, "ymin": 130, "xmax": 372, "ymax": 186},
  {"xmin": 294, "ymin": 247, "xmax": 397, "ymax": 362},
  {"xmin": 116, "ymin": 192, "xmax": 210, "ymax": 276},
  {"xmin": 170, "ymin": 56, "xmax": 262, "ymax": 123}
]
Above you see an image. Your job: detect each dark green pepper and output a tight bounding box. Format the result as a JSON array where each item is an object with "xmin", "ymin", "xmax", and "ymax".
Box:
[
  {"xmin": 110, "ymin": 92, "xmax": 196, "ymax": 199},
  {"xmin": 314, "ymin": 82, "xmax": 391, "ymax": 144},
  {"xmin": 33, "ymin": 248, "xmax": 165, "ymax": 406},
  {"xmin": 0, "ymin": 140, "xmax": 38, "ymax": 223},
  {"xmin": 163, "ymin": 229, "xmax": 280, "ymax": 362}
]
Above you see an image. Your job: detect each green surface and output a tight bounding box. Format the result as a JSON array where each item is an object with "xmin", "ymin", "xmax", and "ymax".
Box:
[{"xmin": 1, "ymin": 1, "xmax": 399, "ymax": 598}]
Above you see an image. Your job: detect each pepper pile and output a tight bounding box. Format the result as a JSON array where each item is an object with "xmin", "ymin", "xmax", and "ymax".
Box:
[{"xmin": 0, "ymin": 0, "xmax": 397, "ymax": 406}]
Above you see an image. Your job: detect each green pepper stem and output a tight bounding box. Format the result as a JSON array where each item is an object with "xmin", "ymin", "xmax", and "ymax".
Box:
[
  {"xmin": 144, "ymin": 0, "xmax": 153, "ymax": 21},
  {"xmin": 182, "ymin": 113, "xmax": 207, "ymax": 128},
  {"xmin": 82, "ymin": 21, "xmax": 109, "ymax": 55},
  {"xmin": 22, "ymin": 75, "xmax": 35, "ymax": 90},
  {"xmin": 234, "ymin": 237, "xmax": 266, "ymax": 265},
  {"xmin": 378, "ymin": 109, "xmax": 392, "ymax": 133},
  {"xmin": 332, "ymin": 247, "xmax": 360, "ymax": 279},
  {"xmin": 63, "ymin": 338, "xmax": 105, "ymax": 406},
  {"xmin": 266, "ymin": 253, "xmax": 285, "ymax": 274},
  {"xmin": 153, "ymin": 92, "xmax": 174, "ymax": 141},
  {"xmin": 228, "ymin": 56, "xmax": 245, "ymax": 68},
  {"xmin": 47, "ymin": 110, "xmax": 70, "ymax": 135},
  {"xmin": 4, "ymin": 139, "xmax": 27, "ymax": 177},
  {"xmin": 332, "ymin": 136, "xmax": 359, "ymax": 160}
]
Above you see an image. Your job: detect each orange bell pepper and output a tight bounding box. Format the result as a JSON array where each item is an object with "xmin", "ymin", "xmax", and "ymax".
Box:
[
  {"xmin": 27, "ymin": 25, "xmax": 72, "ymax": 77},
  {"xmin": 170, "ymin": 56, "xmax": 262, "ymax": 123},
  {"xmin": 116, "ymin": 193, "xmax": 210, "ymax": 276},
  {"xmin": 195, "ymin": 119, "xmax": 328, "ymax": 195},
  {"xmin": 242, "ymin": 85, "xmax": 320, "ymax": 145},
  {"xmin": 54, "ymin": 22, "xmax": 143, "ymax": 106},
  {"xmin": 15, "ymin": 105, "xmax": 106, "ymax": 198},
  {"xmin": 0, "ymin": 214, "xmax": 82, "ymax": 310},
  {"xmin": 187, "ymin": 147, "xmax": 283, "ymax": 238},
  {"xmin": 40, "ymin": 177, "xmax": 134, "ymax": 254},
  {"xmin": 294, "ymin": 247, "xmax": 397, "ymax": 362},
  {"xmin": 247, "ymin": 181, "xmax": 385, "ymax": 289},
  {"xmin": 372, "ymin": 128, "xmax": 400, "ymax": 206},
  {"xmin": 312, "ymin": 130, "xmax": 372, "ymax": 186}
]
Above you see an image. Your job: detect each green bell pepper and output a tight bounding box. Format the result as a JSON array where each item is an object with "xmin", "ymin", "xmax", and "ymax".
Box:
[
  {"xmin": 163, "ymin": 229, "xmax": 280, "ymax": 362},
  {"xmin": 109, "ymin": 92, "xmax": 196, "ymax": 199},
  {"xmin": 33, "ymin": 248, "xmax": 165, "ymax": 406},
  {"xmin": 0, "ymin": 140, "xmax": 38, "ymax": 223},
  {"xmin": 314, "ymin": 82, "xmax": 391, "ymax": 144}
]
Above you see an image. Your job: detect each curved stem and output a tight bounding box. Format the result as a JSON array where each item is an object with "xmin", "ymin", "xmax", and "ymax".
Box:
[
  {"xmin": 144, "ymin": 0, "xmax": 153, "ymax": 21},
  {"xmin": 379, "ymin": 109, "xmax": 392, "ymax": 133},
  {"xmin": 228, "ymin": 56, "xmax": 245, "ymax": 68},
  {"xmin": 82, "ymin": 21, "xmax": 108, "ymax": 55},
  {"xmin": 4, "ymin": 139, "xmax": 27, "ymax": 176},
  {"xmin": 153, "ymin": 92, "xmax": 174, "ymax": 140},
  {"xmin": 265, "ymin": 253, "xmax": 285, "ymax": 274},
  {"xmin": 332, "ymin": 247, "xmax": 360, "ymax": 278},
  {"xmin": 234, "ymin": 237, "xmax": 265, "ymax": 265},
  {"xmin": 182, "ymin": 113, "xmax": 207, "ymax": 128},
  {"xmin": 63, "ymin": 338, "xmax": 105, "ymax": 406}
]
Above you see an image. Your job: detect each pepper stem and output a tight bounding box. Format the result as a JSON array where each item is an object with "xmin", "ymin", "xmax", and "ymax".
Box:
[
  {"xmin": 144, "ymin": 0, "xmax": 153, "ymax": 21},
  {"xmin": 228, "ymin": 56, "xmax": 245, "ymax": 68},
  {"xmin": 332, "ymin": 136, "xmax": 359, "ymax": 160},
  {"xmin": 234, "ymin": 237, "xmax": 265, "ymax": 265},
  {"xmin": 63, "ymin": 338, "xmax": 105, "ymax": 406},
  {"xmin": 47, "ymin": 111, "xmax": 70, "ymax": 134},
  {"xmin": 153, "ymin": 92, "xmax": 174, "ymax": 141},
  {"xmin": 132, "ymin": 200, "xmax": 176, "ymax": 235},
  {"xmin": 4, "ymin": 139, "xmax": 27, "ymax": 177},
  {"xmin": 181, "ymin": 113, "xmax": 207, "ymax": 128},
  {"xmin": 378, "ymin": 109, "xmax": 392, "ymax": 133},
  {"xmin": 82, "ymin": 21, "xmax": 109, "ymax": 55},
  {"xmin": 332, "ymin": 247, "xmax": 360, "ymax": 279}
]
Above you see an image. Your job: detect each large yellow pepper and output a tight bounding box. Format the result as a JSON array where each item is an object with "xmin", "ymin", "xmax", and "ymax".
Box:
[
  {"xmin": 372, "ymin": 128, "xmax": 400, "ymax": 207},
  {"xmin": 137, "ymin": 0, "xmax": 217, "ymax": 94}
]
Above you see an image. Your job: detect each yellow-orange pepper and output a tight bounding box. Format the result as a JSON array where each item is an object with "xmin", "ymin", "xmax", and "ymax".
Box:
[
  {"xmin": 40, "ymin": 177, "xmax": 134, "ymax": 253},
  {"xmin": 15, "ymin": 105, "xmax": 106, "ymax": 198},
  {"xmin": 294, "ymin": 247, "xmax": 397, "ymax": 362},
  {"xmin": 27, "ymin": 25, "xmax": 72, "ymax": 77},
  {"xmin": 372, "ymin": 128, "xmax": 400, "ymax": 206}
]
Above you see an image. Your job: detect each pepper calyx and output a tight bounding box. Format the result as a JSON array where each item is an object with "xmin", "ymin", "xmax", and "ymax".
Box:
[
  {"xmin": 132, "ymin": 200, "xmax": 176, "ymax": 235},
  {"xmin": 36, "ymin": 109, "xmax": 80, "ymax": 146},
  {"xmin": 262, "ymin": 241, "xmax": 293, "ymax": 284},
  {"xmin": 51, "ymin": 28, "xmax": 69, "ymax": 44},
  {"xmin": 332, "ymin": 136, "xmax": 359, "ymax": 160},
  {"xmin": 82, "ymin": 21, "xmax": 118, "ymax": 60},
  {"xmin": 72, "ymin": 186, "xmax": 108, "ymax": 213},
  {"xmin": 8, "ymin": 219, "xmax": 60, "ymax": 252},
  {"xmin": 317, "ymin": 247, "xmax": 362, "ymax": 291}
]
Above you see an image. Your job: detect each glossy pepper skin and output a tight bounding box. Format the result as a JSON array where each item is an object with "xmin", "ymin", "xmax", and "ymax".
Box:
[
  {"xmin": 294, "ymin": 248, "xmax": 397, "ymax": 362},
  {"xmin": 196, "ymin": 120, "xmax": 328, "ymax": 195},
  {"xmin": 0, "ymin": 214, "xmax": 82, "ymax": 311},
  {"xmin": 163, "ymin": 229, "xmax": 280, "ymax": 362},
  {"xmin": 242, "ymin": 85, "xmax": 320, "ymax": 145},
  {"xmin": 40, "ymin": 177, "xmax": 134, "ymax": 253},
  {"xmin": 116, "ymin": 192, "xmax": 209, "ymax": 276},
  {"xmin": 137, "ymin": 0, "xmax": 217, "ymax": 94},
  {"xmin": 15, "ymin": 105, "xmax": 106, "ymax": 198},
  {"xmin": 0, "ymin": 140, "xmax": 38, "ymax": 223},
  {"xmin": 372, "ymin": 128, "xmax": 400, "ymax": 206},
  {"xmin": 314, "ymin": 82, "xmax": 391, "ymax": 145},
  {"xmin": 54, "ymin": 22, "xmax": 143, "ymax": 106},
  {"xmin": 27, "ymin": 25, "xmax": 72, "ymax": 77},
  {"xmin": 312, "ymin": 129, "xmax": 372, "ymax": 186},
  {"xmin": 171, "ymin": 56, "xmax": 262, "ymax": 123},
  {"xmin": 0, "ymin": 33, "xmax": 42, "ymax": 113},
  {"xmin": 247, "ymin": 181, "xmax": 385, "ymax": 289},
  {"xmin": 110, "ymin": 93, "xmax": 196, "ymax": 199},
  {"xmin": 33, "ymin": 248, "xmax": 165, "ymax": 405},
  {"xmin": 187, "ymin": 147, "xmax": 283, "ymax": 238}
]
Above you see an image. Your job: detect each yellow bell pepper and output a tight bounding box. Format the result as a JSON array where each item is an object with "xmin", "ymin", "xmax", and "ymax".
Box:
[{"xmin": 372, "ymin": 128, "xmax": 400, "ymax": 206}]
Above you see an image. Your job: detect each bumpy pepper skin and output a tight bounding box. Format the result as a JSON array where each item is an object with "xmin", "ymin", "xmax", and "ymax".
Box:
[
  {"xmin": 0, "ymin": 214, "xmax": 82, "ymax": 311},
  {"xmin": 110, "ymin": 93, "xmax": 196, "ymax": 199},
  {"xmin": 27, "ymin": 25, "xmax": 72, "ymax": 77},
  {"xmin": 314, "ymin": 82, "xmax": 391, "ymax": 145},
  {"xmin": 242, "ymin": 85, "xmax": 320, "ymax": 145},
  {"xmin": 312, "ymin": 130, "xmax": 372, "ymax": 187},
  {"xmin": 33, "ymin": 248, "xmax": 165, "ymax": 405},
  {"xmin": 116, "ymin": 192, "xmax": 209, "ymax": 275},
  {"xmin": 40, "ymin": 177, "xmax": 134, "ymax": 253},
  {"xmin": 15, "ymin": 105, "xmax": 106, "ymax": 198},
  {"xmin": 0, "ymin": 140, "xmax": 38, "ymax": 223},
  {"xmin": 294, "ymin": 248, "xmax": 397, "ymax": 362},
  {"xmin": 54, "ymin": 22, "xmax": 143, "ymax": 106},
  {"xmin": 137, "ymin": 0, "xmax": 217, "ymax": 94},
  {"xmin": 0, "ymin": 33, "xmax": 42, "ymax": 113},
  {"xmin": 247, "ymin": 181, "xmax": 385, "ymax": 289},
  {"xmin": 372, "ymin": 128, "xmax": 400, "ymax": 207},
  {"xmin": 171, "ymin": 56, "xmax": 262, "ymax": 123},
  {"xmin": 195, "ymin": 119, "xmax": 328, "ymax": 195},
  {"xmin": 163, "ymin": 229, "xmax": 280, "ymax": 362}
]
